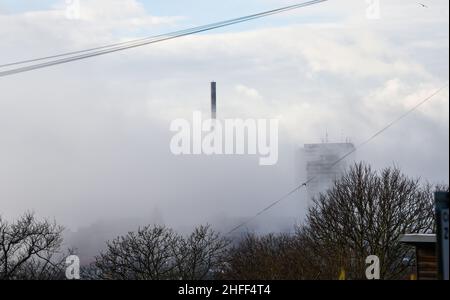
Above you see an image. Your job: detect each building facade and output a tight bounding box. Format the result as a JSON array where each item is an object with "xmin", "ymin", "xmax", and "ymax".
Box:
[{"xmin": 302, "ymin": 142, "xmax": 356, "ymax": 201}]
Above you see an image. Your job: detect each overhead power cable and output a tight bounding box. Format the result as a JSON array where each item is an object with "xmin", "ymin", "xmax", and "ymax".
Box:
[
  {"xmin": 227, "ymin": 84, "xmax": 449, "ymax": 235},
  {"xmin": 0, "ymin": 0, "xmax": 328, "ymax": 77}
]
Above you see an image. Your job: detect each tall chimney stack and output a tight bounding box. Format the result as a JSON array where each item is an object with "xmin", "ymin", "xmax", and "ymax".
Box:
[{"xmin": 211, "ymin": 81, "xmax": 217, "ymax": 119}]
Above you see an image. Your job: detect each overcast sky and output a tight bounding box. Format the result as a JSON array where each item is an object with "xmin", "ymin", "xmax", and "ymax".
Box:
[{"xmin": 0, "ymin": 0, "xmax": 448, "ymax": 239}]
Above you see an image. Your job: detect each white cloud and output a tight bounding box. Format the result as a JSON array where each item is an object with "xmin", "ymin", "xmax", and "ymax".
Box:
[
  {"xmin": 0, "ymin": 0, "xmax": 448, "ymax": 231},
  {"xmin": 0, "ymin": 0, "xmax": 183, "ymax": 58},
  {"xmin": 235, "ymin": 84, "xmax": 262, "ymax": 99}
]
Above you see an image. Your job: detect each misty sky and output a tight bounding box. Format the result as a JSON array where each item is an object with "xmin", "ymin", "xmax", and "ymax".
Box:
[{"xmin": 0, "ymin": 0, "xmax": 449, "ymax": 241}]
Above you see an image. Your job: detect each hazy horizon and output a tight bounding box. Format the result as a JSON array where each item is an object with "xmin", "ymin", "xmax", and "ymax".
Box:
[{"xmin": 1, "ymin": 1, "xmax": 448, "ymax": 262}]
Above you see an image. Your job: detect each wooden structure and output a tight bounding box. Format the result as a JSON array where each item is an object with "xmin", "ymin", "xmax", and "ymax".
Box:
[{"xmin": 400, "ymin": 234, "xmax": 437, "ymax": 280}]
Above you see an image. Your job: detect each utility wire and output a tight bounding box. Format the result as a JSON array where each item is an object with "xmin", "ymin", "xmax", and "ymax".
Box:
[
  {"xmin": 0, "ymin": 17, "xmax": 276, "ymax": 68},
  {"xmin": 0, "ymin": 0, "xmax": 326, "ymax": 69},
  {"xmin": 0, "ymin": 0, "xmax": 327, "ymax": 77},
  {"xmin": 227, "ymin": 84, "xmax": 449, "ymax": 235}
]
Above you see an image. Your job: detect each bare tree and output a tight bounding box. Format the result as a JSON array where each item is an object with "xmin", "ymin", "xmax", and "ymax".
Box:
[
  {"xmin": 93, "ymin": 225, "xmax": 229, "ymax": 280},
  {"xmin": 301, "ymin": 162, "xmax": 441, "ymax": 279},
  {"xmin": 221, "ymin": 233, "xmax": 309, "ymax": 280},
  {"xmin": 0, "ymin": 213, "xmax": 65, "ymax": 280},
  {"xmin": 222, "ymin": 163, "xmax": 445, "ymax": 280},
  {"xmin": 94, "ymin": 225, "xmax": 180, "ymax": 280},
  {"xmin": 174, "ymin": 225, "xmax": 230, "ymax": 280}
]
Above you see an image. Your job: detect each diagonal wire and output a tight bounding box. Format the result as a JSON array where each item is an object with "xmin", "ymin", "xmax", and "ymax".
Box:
[
  {"xmin": 227, "ymin": 83, "xmax": 449, "ymax": 235},
  {"xmin": 0, "ymin": 0, "xmax": 327, "ymax": 69},
  {"xmin": 0, "ymin": 0, "xmax": 328, "ymax": 77}
]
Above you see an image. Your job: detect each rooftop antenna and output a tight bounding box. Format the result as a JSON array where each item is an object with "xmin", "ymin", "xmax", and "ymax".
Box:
[{"xmin": 211, "ymin": 81, "xmax": 217, "ymax": 119}]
